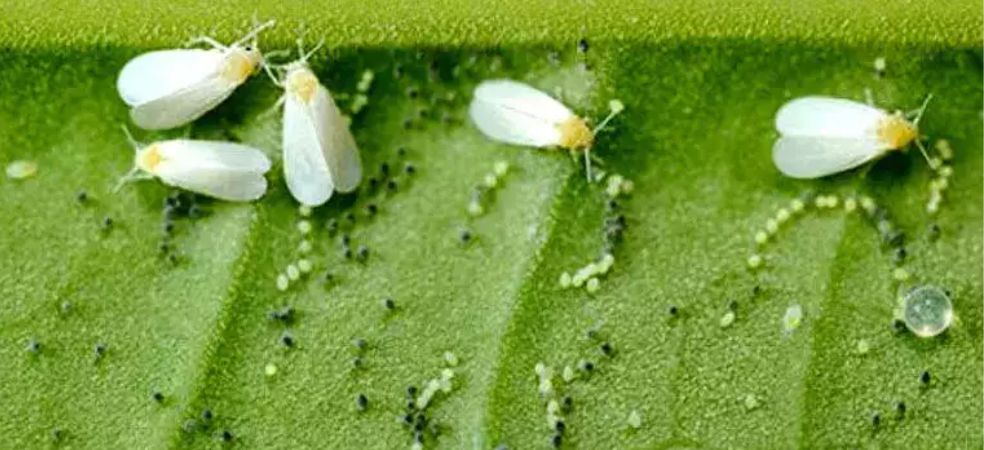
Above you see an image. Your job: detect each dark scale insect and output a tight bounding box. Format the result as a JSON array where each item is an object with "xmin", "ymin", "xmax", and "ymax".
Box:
[
  {"xmin": 458, "ymin": 228, "xmax": 472, "ymax": 244},
  {"xmin": 380, "ymin": 163, "xmax": 390, "ymax": 176},
  {"xmin": 387, "ymin": 180, "xmax": 398, "ymax": 191},
  {"xmin": 267, "ymin": 306, "xmax": 295, "ymax": 324},
  {"xmin": 353, "ymin": 338, "xmax": 367, "ymax": 351},
  {"xmin": 152, "ymin": 391, "xmax": 165, "ymax": 403},
  {"xmin": 405, "ymin": 163, "xmax": 416, "ymax": 175},
  {"xmin": 341, "ymin": 234, "xmax": 351, "ymax": 246},
  {"xmin": 893, "ymin": 247, "xmax": 907, "ymax": 265},
  {"xmin": 406, "ymin": 87, "xmax": 419, "ymax": 99},
  {"xmin": 51, "ymin": 428, "xmax": 63, "ymax": 442},
  {"xmin": 579, "ymin": 360, "xmax": 595, "ymax": 372},
  {"xmin": 76, "ymin": 190, "xmax": 88, "ymax": 203},
  {"xmin": 356, "ymin": 393, "xmax": 368, "ymax": 411},
  {"xmin": 220, "ymin": 430, "xmax": 234, "ymax": 442},
  {"xmin": 406, "ymin": 385, "xmax": 418, "ymax": 398},
  {"xmin": 366, "ymin": 204, "xmax": 378, "ymax": 216},
  {"xmin": 342, "ymin": 247, "xmax": 353, "ymax": 259},
  {"xmin": 201, "ymin": 409, "xmax": 214, "ymax": 422},
  {"xmin": 870, "ymin": 412, "xmax": 881, "ymax": 428},
  {"xmin": 344, "ymin": 212, "xmax": 356, "ymax": 224},
  {"xmin": 727, "ymin": 299, "xmax": 738, "ymax": 311},
  {"xmin": 896, "ymin": 401, "xmax": 907, "ymax": 418},
  {"xmin": 668, "ymin": 305, "xmax": 679, "ymax": 317},
  {"xmin": 352, "ymin": 357, "xmax": 363, "ymax": 369},
  {"xmin": 892, "ymin": 319, "xmax": 908, "ymax": 334},
  {"xmin": 402, "ymin": 414, "xmax": 414, "ymax": 426},
  {"xmin": 920, "ymin": 370, "xmax": 931, "ymax": 385},
  {"xmin": 101, "ymin": 216, "xmax": 114, "ymax": 230},
  {"xmin": 551, "ymin": 433, "xmax": 563, "ymax": 448},
  {"xmin": 26, "ymin": 339, "xmax": 41, "ymax": 354},
  {"xmin": 406, "ymin": 399, "xmax": 417, "ymax": 410},
  {"xmin": 383, "ymin": 298, "xmax": 396, "ymax": 310},
  {"xmin": 397, "ymin": 147, "xmax": 408, "ymax": 158}
]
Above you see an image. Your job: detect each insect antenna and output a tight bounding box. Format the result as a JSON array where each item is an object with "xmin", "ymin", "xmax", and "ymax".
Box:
[
  {"xmin": 234, "ymin": 18, "xmax": 276, "ymax": 48},
  {"xmin": 912, "ymin": 93, "xmax": 933, "ymax": 127},
  {"xmin": 113, "ymin": 125, "xmax": 145, "ymax": 193}
]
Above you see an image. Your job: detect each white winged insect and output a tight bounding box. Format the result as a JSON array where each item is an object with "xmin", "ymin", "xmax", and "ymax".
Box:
[
  {"xmin": 469, "ymin": 79, "xmax": 623, "ymax": 180},
  {"xmin": 772, "ymin": 95, "xmax": 933, "ymax": 179},
  {"xmin": 116, "ymin": 20, "xmax": 276, "ymax": 130},
  {"xmin": 265, "ymin": 40, "xmax": 362, "ymax": 207},
  {"xmin": 115, "ymin": 126, "xmax": 272, "ymax": 202}
]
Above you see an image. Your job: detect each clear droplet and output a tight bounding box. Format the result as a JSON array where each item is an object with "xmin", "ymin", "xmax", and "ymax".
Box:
[{"xmin": 903, "ymin": 286, "xmax": 953, "ymax": 338}]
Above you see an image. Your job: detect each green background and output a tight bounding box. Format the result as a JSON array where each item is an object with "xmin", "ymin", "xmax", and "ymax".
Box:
[{"xmin": 0, "ymin": 2, "xmax": 981, "ymax": 449}]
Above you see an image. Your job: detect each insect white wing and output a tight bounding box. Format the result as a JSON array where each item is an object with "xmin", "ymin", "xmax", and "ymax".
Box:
[
  {"xmin": 283, "ymin": 93, "xmax": 335, "ymax": 206},
  {"xmin": 152, "ymin": 140, "xmax": 271, "ymax": 201},
  {"xmin": 775, "ymin": 97, "xmax": 886, "ymax": 138},
  {"xmin": 772, "ymin": 136, "xmax": 886, "ymax": 179},
  {"xmin": 311, "ymin": 85, "xmax": 362, "ymax": 192},
  {"xmin": 469, "ymin": 79, "xmax": 575, "ymax": 147},
  {"xmin": 117, "ymin": 49, "xmax": 225, "ymax": 106},
  {"xmin": 129, "ymin": 75, "xmax": 239, "ymax": 130}
]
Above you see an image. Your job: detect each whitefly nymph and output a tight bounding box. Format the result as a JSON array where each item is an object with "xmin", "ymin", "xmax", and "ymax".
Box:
[{"xmin": 772, "ymin": 95, "xmax": 933, "ymax": 179}]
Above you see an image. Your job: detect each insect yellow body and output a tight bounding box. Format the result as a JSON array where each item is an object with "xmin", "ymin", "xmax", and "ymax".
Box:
[
  {"xmin": 557, "ymin": 117, "xmax": 594, "ymax": 150},
  {"xmin": 877, "ymin": 112, "xmax": 918, "ymax": 150}
]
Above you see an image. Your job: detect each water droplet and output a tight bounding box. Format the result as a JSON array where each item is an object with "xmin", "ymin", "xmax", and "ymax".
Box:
[{"xmin": 903, "ymin": 286, "xmax": 953, "ymax": 338}]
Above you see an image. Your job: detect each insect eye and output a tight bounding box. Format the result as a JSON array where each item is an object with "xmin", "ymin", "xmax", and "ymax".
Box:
[{"xmin": 244, "ymin": 45, "xmax": 254, "ymax": 52}]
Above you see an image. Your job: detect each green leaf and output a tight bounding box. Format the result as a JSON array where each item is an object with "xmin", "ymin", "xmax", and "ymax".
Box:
[{"xmin": 0, "ymin": 6, "xmax": 980, "ymax": 449}]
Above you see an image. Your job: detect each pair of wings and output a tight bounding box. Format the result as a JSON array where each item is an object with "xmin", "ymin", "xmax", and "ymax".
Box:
[
  {"xmin": 773, "ymin": 97, "xmax": 893, "ymax": 179},
  {"xmin": 283, "ymin": 84, "xmax": 362, "ymax": 207},
  {"xmin": 117, "ymin": 49, "xmax": 241, "ymax": 130},
  {"xmin": 153, "ymin": 140, "xmax": 272, "ymax": 202},
  {"xmin": 468, "ymin": 79, "xmax": 576, "ymax": 148}
]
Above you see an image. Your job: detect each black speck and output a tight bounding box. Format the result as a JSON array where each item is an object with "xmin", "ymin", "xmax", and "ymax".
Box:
[
  {"xmin": 406, "ymin": 385, "xmax": 418, "ymax": 397},
  {"xmin": 397, "ymin": 147, "xmax": 408, "ymax": 157},
  {"xmin": 326, "ymin": 219, "xmax": 339, "ymax": 235},
  {"xmin": 342, "ymin": 247, "xmax": 353, "ymax": 259},
  {"xmin": 577, "ymin": 38, "xmax": 589, "ymax": 53},
  {"xmin": 555, "ymin": 420, "xmax": 566, "ymax": 434},
  {"xmin": 162, "ymin": 221, "xmax": 174, "ymax": 235},
  {"xmin": 561, "ymin": 395, "xmax": 573, "ymax": 412},
  {"xmin": 152, "ymin": 391, "xmax": 165, "ymax": 403},
  {"xmin": 158, "ymin": 242, "xmax": 170, "ymax": 254},
  {"xmin": 341, "ymin": 234, "xmax": 351, "ymax": 246},
  {"xmin": 414, "ymin": 414, "xmax": 427, "ymax": 431},
  {"xmin": 580, "ymin": 360, "xmax": 595, "ymax": 372},
  {"xmin": 51, "ymin": 428, "xmax": 62, "ymax": 441},
  {"xmin": 406, "ymin": 87, "xmax": 419, "ymax": 98},
  {"xmin": 893, "ymin": 247, "xmax": 907, "ymax": 265},
  {"xmin": 380, "ymin": 163, "xmax": 390, "ymax": 176},
  {"xmin": 551, "ymin": 433, "xmax": 563, "ymax": 448},
  {"xmin": 406, "ymin": 399, "xmax": 416, "ymax": 410},
  {"xmin": 201, "ymin": 409, "xmax": 214, "ymax": 422},
  {"xmin": 220, "ymin": 430, "xmax": 233, "ymax": 442},
  {"xmin": 352, "ymin": 357, "xmax": 363, "ymax": 369},
  {"xmin": 920, "ymin": 370, "xmax": 931, "ymax": 385},
  {"xmin": 892, "ymin": 319, "xmax": 907, "ymax": 334},
  {"xmin": 356, "ymin": 393, "xmax": 368, "ymax": 411},
  {"xmin": 76, "ymin": 190, "xmax": 88, "ymax": 203},
  {"xmin": 344, "ymin": 212, "xmax": 356, "ymax": 223},
  {"xmin": 383, "ymin": 298, "xmax": 396, "ymax": 310},
  {"xmin": 353, "ymin": 338, "xmax": 367, "ymax": 350},
  {"xmin": 727, "ymin": 299, "xmax": 738, "ymax": 311},
  {"xmin": 927, "ymin": 223, "xmax": 941, "ymax": 241},
  {"xmin": 896, "ymin": 401, "xmax": 906, "ymax": 417},
  {"xmin": 101, "ymin": 216, "xmax": 114, "ymax": 229},
  {"xmin": 405, "ymin": 163, "xmax": 416, "ymax": 175},
  {"xmin": 402, "ymin": 118, "xmax": 413, "ymax": 129},
  {"xmin": 586, "ymin": 329, "xmax": 599, "ymax": 340},
  {"xmin": 280, "ymin": 333, "xmax": 295, "ymax": 348},
  {"xmin": 402, "ymin": 414, "xmax": 414, "ymax": 426},
  {"xmin": 26, "ymin": 339, "xmax": 41, "ymax": 353},
  {"xmin": 668, "ymin": 305, "xmax": 679, "ymax": 316},
  {"xmin": 387, "ymin": 180, "xmax": 398, "ymax": 191},
  {"xmin": 600, "ymin": 342, "xmax": 613, "ymax": 356},
  {"xmin": 459, "ymin": 229, "xmax": 472, "ymax": 243},
  {"xmin": 366, "ymin": 204, "xmax": 378, "ymax": 216},
  {"xmin": 267, "ymin": 306, "xmax": 295, "ymax": 324},
  {"xmin": 752, "ymin": 285, "xmax": 762, "ymax": 296},
  {"xmin": 94, "ymin": 343, "xmax": 107, "ymax": 359},
  {"xmin": 871, "ymin": 412, "xmax": 881, "ymax": 428},
  {"xmin": 356, "ymin": 245, "xmax": 370, "ymax": 261}
]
